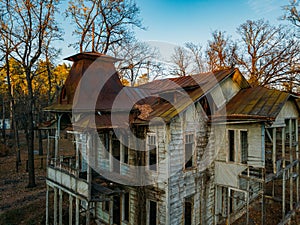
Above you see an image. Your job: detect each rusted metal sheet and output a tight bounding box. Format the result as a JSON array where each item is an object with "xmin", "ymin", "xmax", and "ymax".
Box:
[{"xmin": 220, "ymin": 86, "xmax": 291, "ymax": 121}]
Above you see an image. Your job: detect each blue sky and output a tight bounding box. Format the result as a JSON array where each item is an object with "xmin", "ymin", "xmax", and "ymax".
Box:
[
  {"xmin": 135, "ymin": 0, "xmax": 285, "ymax": 45},
  {"xmin": 58, "ymin": 0, "xmax": 287, "ymax": 62}
]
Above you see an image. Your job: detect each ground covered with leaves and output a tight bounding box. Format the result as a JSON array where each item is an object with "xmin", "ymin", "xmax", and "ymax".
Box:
[{"xmin": 0, "ymin": 134, "xmax": 48, "ymax": 225}]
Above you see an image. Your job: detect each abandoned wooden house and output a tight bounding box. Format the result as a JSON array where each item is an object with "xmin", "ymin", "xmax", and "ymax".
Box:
[{"xmin": 43, "ymin": 52, "xmax": 300, "ymax": 225}]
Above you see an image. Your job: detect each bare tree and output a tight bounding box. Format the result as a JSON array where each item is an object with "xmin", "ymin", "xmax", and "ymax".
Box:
[
  {"xmin": 206, "ymin": 30, "xmax": 237, "ymax": 71},
  {"xmin": 235, "ymin": 19, "xmax": 300, "ymax": 90},
  {"xmin": 0, "ymin": 0, "xmax": 62, "ymax": 187},
  {"xmin": 283, "ymin": 0, "xmax": 300, "ymax": 28},
  {"xmin": 66, "ymin": 0, "xmax": 143, "ymax": 54},
  {"xmin": 113, "ymin": 39, "xmax": 163, "ymax": 86},
  {"xmin": 185, "ymin": 42, "xmax": 206, "ymax": 73},
  {"xmin": 171, "ymin": 46, "xmax": 194, "ymax": 77}
]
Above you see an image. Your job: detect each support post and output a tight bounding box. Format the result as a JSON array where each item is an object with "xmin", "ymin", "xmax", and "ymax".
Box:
[
  {"xmin": 54, "ymin": 187, "xmax": 57, "ymax": 225},
  {"xmin": 75, "ymin": 197, "xmax": 80, "ymax": 225},
  {"xmin": 282, "ymin": 127, "xmax": 286, "ymax": 220},
  {"xmin": 59, "ymin": 189, "xmax": 63, "ymax": 225},
  {"xmin": 289, "ymin": 119, "xmax": 293, "ymax": 211},
  {"xmin": 46, "ymin": 185, "xmax": 49, "ymax": 225},
  {"xmin": 86, "ymin": 202, "xmax": 90, "ymax": 225},
  {"xmin": 69, "ymin": 195, "xmax": 73, "ymax": 225},
  {"xmin": 295, "ymin": 119, "xmax": 299, "ymax": 203},
  {"xmin": 273, "ymin": 128, "xmax": 277, "ymax": 174}
]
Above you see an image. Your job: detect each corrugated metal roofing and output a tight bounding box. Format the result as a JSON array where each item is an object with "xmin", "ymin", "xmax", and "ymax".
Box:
[
  {"xmin": 140, "ymin": 68, "xmax": 237, "ymax": 93},
  {"xmin": 136, "ymin": 68, "xmax": 240, "ymax": 122},
  {"xmin": 218, "ymin": 86, "xmax": 291, "ymax": 121}
]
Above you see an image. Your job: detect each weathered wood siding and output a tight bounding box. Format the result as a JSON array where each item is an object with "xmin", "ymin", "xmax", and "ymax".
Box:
[
  {"xmin": 275, "ymin": 100, "xmax": 299, "ymax": 125},
  {"xmin": 215, "ymin": 123, "xmax": 264, "ymax": 167},
  {"xmin": 167, "ymin": 102, "xmax": 215, "ymax": 225}
]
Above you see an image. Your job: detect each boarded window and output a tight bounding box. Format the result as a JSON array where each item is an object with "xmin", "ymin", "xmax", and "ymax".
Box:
[
  {"xmin": 149, "ymin": 200, "xmax": 157, "ymax": 225},
  {"xmin": 228, "ymin": 130, "xmax": 235, "ymax": 162},
  {"xmin": 185, "ymin": 134, "xmax": 194, "ymax": 169},
  {"xmin": 148, "ymin": 134, "xmax": 157, "ymax": 171},
  {"xmin": 241, "ymin": 131, "xmax": 248, "ymax": 163}
]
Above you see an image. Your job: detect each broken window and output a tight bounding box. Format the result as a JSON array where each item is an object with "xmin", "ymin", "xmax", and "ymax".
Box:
[
  {"xmin": 184, "ymin": 133, "xmax": 194, "ymax": 169},
  {"xmin": 240, "ymin": 131, "xmax": 248, "ymax": 164},
  {"xmin": 184, "ymin": 196, "xmax": 193, "ymax": 225},
  {"xmin": 228, "ymin": 130, "xmax": 235, "ymax": 162},
  {"xmin": 147, "ymin": 134, "xmax": 157, "ymax": 171},
  {"xmin": 148, "ymin": 200, "xmax": 157, "ymax": 225}
]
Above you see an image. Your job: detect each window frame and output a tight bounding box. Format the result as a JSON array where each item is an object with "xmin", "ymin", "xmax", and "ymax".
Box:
[
  {"xmin": 227, "ymin": 129, "xmax": 248, "ymax": 164},
  {"xmin": 184, "ymin": 132, "xmax": 195, "ymax": 170},
  {"xmin": 147, "ymin": 133, "xmax": 158, "ymax": 171}
]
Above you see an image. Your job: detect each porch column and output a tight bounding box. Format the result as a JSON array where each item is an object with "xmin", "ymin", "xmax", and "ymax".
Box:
[
  {"xmin": 69, "ymin": 195, "xmax": 73, "ymax": 225},
  {"xmin": 289, "ymin": 119, "xmax": 293, "ymax": 211},
  {"xmin": 54, "ymin": 187, "xmax": 57, "ymax": 225},
  {"xmin": 75, "ymin": 197, "xmax": 80, "ymax": 225},
  {"xmin": 59, "ymin": 189, "xmax": 63, "ymax": 225},
  {"xmin": 86, "ymin": 202, "xmax": 90, "ymax": 225},
  {"xmin": 296, "ymin": 119, "xmax": 299, "ymax": 203},
  {"xmin": 46, "ymin": 185, "xmax": 49, "ymax": 225},
  {"xmin": 282, "ymin": 127, "xmax": 286, "ymax": 219}
]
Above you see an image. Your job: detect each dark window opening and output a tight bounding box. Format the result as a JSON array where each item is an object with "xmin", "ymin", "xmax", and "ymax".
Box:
[
  {"xmin": 228, "ymin": 130, "xmax": 235, "ymax": 162},
  {"xmin": 184, "ymin": 199, "xmax": 192, "ymax": 225},
  {"xmin": 185, "ymin": 134, "xmax": 194, "ymax": 169},
  {"xmin": 103, "ymin": 200, "xmax": 110, "ymax": 212},
  {"xmin": 124, "ymin": 193, "xmax": 129, "ymax": 222},
  {"xmin": 241, "ymin": 131, "xmax": 248, "ymax": 163},
  {"xmin": 148, "ymin": 135, "xmax": 157, "ymax": 171},
  {"xmin": 112, "ymin": 134, "xmax": 120, "ymax": 173},
  {"xmin": 113, "ymin": 196, "xmax": 120, "ymax": 225},
  {"xmin": 149, "ymin": 200, "xmax": 157, "ymax": 225}
]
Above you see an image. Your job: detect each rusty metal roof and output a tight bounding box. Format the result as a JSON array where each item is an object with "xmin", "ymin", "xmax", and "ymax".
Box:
[
  {"xmin": 136, "ymin": 68, "xmax": 245, "ymax": 122},
  {"xmin": 64, "ymin": 52, "xmax": 120, "ymax": 63},
  {"xmin": 217, "ymin": 86, "xmax": 292, "ymax": 121},
  {"xmin": 140, "ymin": 68, "xmax": 239, "ymax": 92}
]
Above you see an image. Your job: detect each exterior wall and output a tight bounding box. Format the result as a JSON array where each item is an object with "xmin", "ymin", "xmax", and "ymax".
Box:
[
  {"xmin": 167, "ymin": 102, "xmax": 215, "ymax": 225},
  {"xmin": 215, "ymin": 123, "xmax": 264, "ymax": 167},
  {"xmin": 275, "ymin": 100, "xmax": 299, "ymax": 125},
  {"xmin": 211, "ymin": 76, "xmax": 241, "ymax": 108}
]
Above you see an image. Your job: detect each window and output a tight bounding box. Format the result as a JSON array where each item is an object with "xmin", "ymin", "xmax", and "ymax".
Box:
[
  {"xmin": 122, "ymin": 136, "xmax": 129, "ymax": 164},
  {"xmin": 103, "ymin": 200, "xmax": 110, "ymax": 213},
  {"xmin": 228, "ymin": 129, "xmax": 248, "ymax": 163},
  {"xmin": 148, "ymin": 200, "xmax": 157, "ymax": 225},
  {"xmin": 112, "ymin": 133, "xmax": 120, "ymax": 173},
  {"xmin": 184, "ymin": 134, "xmax": 194, "ymax": 169},
  {"xmin": 184, "ymin": 197, "xmax": 193, "ymax": 225},
  {"xmin": 228, "ymin": 130, "xmax": 235, "ymax": 162},
  {"xmin": 147, "ymin": 134, "xmax": 157, "ymax": 171},
  {"xmin": 123, "ymin": 192, "xmax": 130, "ymax": 222},
  {"xmin": 113, "ymin": 196, "xmax": 121, "ymax": 225},
  {"xmin": 240, "ymin": 131, "xmax": 248, "ymax": 163}
]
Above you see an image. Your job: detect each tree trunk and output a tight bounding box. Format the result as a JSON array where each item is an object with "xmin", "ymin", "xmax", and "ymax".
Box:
[{"xmin": 26, "ymin": 70, "xmax": 36, "ymax": 188}]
